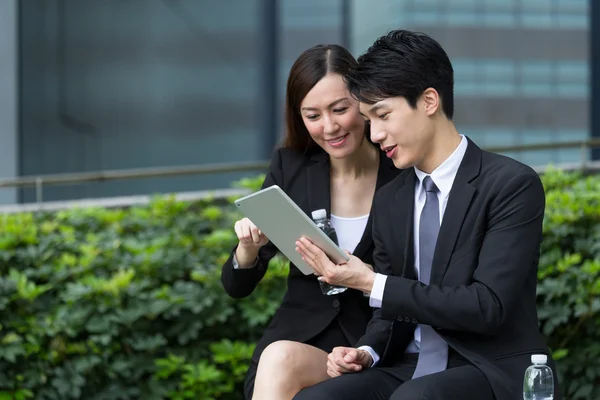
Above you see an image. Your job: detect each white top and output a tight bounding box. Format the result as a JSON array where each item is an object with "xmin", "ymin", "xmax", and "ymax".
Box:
[
  {"xmin": 330, "ymin": 214, "xmax": 369, "ymax": 254},
  {"xmin": 361, "ymin": 134, "xmax": 469, "ymax": 365}
]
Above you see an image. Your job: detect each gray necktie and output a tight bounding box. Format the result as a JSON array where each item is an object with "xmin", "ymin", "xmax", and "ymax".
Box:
[{"xmin": 412, "ymin": 176, "xmax": 449, "ymax": 379}]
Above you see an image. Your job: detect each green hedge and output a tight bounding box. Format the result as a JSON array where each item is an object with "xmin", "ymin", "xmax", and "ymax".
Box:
[
  {"xmin": 0, "ymin": 176, "xmax": 287, "ymax": 400},
  {"xmin": 537, "ymin": 169, "xmax": 600, "ymax": 399},
  {"xmin": 0, "ymin": 170, "xmax": 598, "ymax": 399}
]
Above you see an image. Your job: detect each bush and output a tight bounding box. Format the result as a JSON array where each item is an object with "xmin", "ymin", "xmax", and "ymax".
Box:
[
  {"xmin": 0, "ymin": 175, "xmax": 287, "ymax": 399},
  {"xmin": 538, "ymin": 168, "xmax": 600, "ymax": 399},
  {"xmin": 0, "ymin": 170, "xmax": 597, "ymax": 399}
]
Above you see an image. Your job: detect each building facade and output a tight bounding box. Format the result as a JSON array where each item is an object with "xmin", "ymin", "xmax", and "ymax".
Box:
[{"xmin": 0, "ymin": 0, "xmax": 592, "ymax": 204}]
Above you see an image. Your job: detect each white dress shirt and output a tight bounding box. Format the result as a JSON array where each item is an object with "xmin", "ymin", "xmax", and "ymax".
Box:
[{"xmin": 359, "ymin": 135, "xmax": 468, "ymax": 365}]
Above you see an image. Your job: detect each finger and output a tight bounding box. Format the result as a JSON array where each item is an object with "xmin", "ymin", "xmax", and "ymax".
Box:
[
  {"xmin": 257, "ymin": 227, "xmax": 269, "ymax": 242},
  {"xmin": 297, "ymin": 248, "xmax": 323, "ymax": 274},
  {"xmin": 336, "ymin": 361, "xmax": 362, "ymax": 373},
  {"xmin": 295, "ymin": 244, "xmax": 317, "ymax": 266},
  {"xmin": 331, "ymin": 347, "xmax": 353, "ymax": 365},
  {"xmin": 305, "ymin": 257, "xmax": 326, "ymax": 277},
  {"xmin": 241, "ymin": 222, "xmax": 254, "ymax": 243},
  {"xmin": 332, "ymin": 347, "xmax": 362, "ymax": 373},
  {"xmin": 343, "ymin": 349, "xmax": 358, "ymax": 363},
  {"xmin": 333, "ymin": 354, "xmax": 361, "ymax": 372},
  {"xmin": 295, "ymin": 243, "xmax": 310, "ymax": 258},
  {"xmin": 295, "ymin": 245, "xmax": 310, "ymax": 262},
  {"xmin": 358, "ymin": 350, "xmax": 372, "ymax": 367},
  {"xmin": 297, "ymin": 239, "xmax": 332, "ymax": 267},
  {"xmin": 328, "ymin": 365, "xmax": 343, "ymax": 378},
  {"xmin": 250, "ymin": 226, "xmax": 261, "ymax": 244},
  {"xmin": 344, "ymin": 349, "xmax": 364, "ymax": 371},
  {"xmin": 300, "ymin": 238, "xmax": 333, "ymax": 267},
  {"xmin": 327, "ymin": 357, "xmax": 345, "ymax": 377},
  {"xmin": 235, "ymin": 221, "xmax": 248, "ymax": 243},
  {"xmin": 298, "ymin": 237, "xmax": 325, "ymax": 256},
  {"xmin": 332, "ymin": 362, "xmax": 358, "ymax": 374},
  {"xmin": 327, "ymin": 365, "xmax": 342, "ymax": 378},
  {"xmin": 234, "ymin": 221, "xmax": 242, "ymax": 239},
  {"xmin": 295, "ymin": 240, "xmax": 314, "ymax": 259}
]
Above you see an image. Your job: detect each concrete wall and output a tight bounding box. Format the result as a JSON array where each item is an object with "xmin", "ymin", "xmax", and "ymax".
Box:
[{"xmin": 0, "ymin": 0, "xmax": 18, "ymax": 204}]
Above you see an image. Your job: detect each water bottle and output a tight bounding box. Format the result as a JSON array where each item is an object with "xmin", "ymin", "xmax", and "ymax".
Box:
[
  {"xmin": 311, "ymin": 209, "xmax": 347, "ymax": 296},
  {"xmin": 523, "ymin": 354, "xmax": 554, "ymax": 400}
]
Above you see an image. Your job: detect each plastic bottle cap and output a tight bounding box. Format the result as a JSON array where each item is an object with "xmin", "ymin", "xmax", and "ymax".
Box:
[
  {"xmin": 531, "ymin": 354, "xmax": 547, "ymax": 364},
  {"xmin": 311, "ymin": 209, "xmax": 327, "ymax": 220}
]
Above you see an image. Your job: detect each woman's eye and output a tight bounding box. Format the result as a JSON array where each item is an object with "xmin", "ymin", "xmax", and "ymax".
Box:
[
  {"xmin": 378, "ymin": 113, "xmax": 389, "ymax": 120},
  {"xmin": 333, "ymin": 107, "xmax": 348, "ymax": 113},
  {"xmin": 306, "ymin": 115, "xmax": 318, "ymax": 120}
]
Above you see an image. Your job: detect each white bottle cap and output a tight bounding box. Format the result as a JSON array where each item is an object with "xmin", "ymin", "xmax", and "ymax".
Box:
[
  {"xmin": 311, "ymin": 209, "xmax": 327, "ymax": 220},
  {"xmin": 531, "ymin": 354, "xmax": 547, "ymax": 364}
]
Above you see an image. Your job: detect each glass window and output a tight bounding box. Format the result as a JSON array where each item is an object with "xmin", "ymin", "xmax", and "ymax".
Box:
[{"xmin": 349, "ymin": 0, "xmax": 590, "ymax": 167}]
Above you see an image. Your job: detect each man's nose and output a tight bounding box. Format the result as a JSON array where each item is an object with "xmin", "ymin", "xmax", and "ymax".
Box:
[{"xmin": 370, "ymin": 124, "xmax": 384, "ymax": 143}]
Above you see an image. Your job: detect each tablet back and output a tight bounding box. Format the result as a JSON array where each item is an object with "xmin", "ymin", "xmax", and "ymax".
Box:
[{"xmin": 234, "ymin": 185, "xmax": 349, "ymax": 275}]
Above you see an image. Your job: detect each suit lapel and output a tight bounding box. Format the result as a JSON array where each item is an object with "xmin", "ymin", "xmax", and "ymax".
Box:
[
  {"xmin": 393, "ymin": 171, "xmax": 417, "ymax": 280},
  {"xmin": 306, "ymin": 151, "xmax": 331, "ymax": 218},
  {"xmin": 430, "ymin": 139, "xmax": 482, "ymax": 283},
  {"xmin": 352, "ymin": 153, "xmax": 398, "ymax": 259}
]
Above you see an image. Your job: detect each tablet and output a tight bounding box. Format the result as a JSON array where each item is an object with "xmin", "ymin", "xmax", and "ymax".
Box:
[{"xmin": 234, "ymin": 185, "xmax": 349, "ymax": 275}]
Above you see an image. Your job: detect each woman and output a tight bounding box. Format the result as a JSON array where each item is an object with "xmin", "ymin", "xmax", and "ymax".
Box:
[{"xmin": 220, "ymin": 44, "xmax": 399, "ymax": 400}]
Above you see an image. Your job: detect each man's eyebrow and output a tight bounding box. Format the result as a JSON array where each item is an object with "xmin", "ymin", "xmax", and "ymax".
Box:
[
  {"xmin": 301, "ymin": 98, "xmax": 348, "ymax": 111},
  {"xmin": 369, "ymin": 104, "xmax": 385, "ymax": 114},
  {"xmin": 360, "ymin": 103, "xmax": 385, "ymax": 117}
]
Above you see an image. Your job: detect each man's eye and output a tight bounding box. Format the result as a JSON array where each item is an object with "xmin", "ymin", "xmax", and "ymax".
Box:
[{"xmin": 378, "ymin": 113, "xmax": 389, "ymax": 120}]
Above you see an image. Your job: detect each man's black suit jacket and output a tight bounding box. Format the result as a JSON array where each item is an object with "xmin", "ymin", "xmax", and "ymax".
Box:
[
  {"xmin": 357, "ymin": 138, "xmax": 561, "ymax": 400},
  {"xmin": 221, "ymin": 146, "xmax": 399, "ymax": 363}
]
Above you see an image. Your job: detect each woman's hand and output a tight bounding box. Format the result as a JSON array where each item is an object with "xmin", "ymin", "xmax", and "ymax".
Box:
[{"xmin": 234, "ymin": 218, "xmax": 269, "ymax": 268}]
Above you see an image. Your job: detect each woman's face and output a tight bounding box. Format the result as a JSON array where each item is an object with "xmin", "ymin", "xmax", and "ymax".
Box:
[{"xmin": 299, "ymin": 73, "xmax": 366, "ymax": 159}]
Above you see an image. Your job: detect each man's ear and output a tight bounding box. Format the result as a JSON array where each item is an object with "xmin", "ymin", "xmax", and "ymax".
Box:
[{"xmin": 421, "ymin": 88, "xmax": 441, "ymax": 117}]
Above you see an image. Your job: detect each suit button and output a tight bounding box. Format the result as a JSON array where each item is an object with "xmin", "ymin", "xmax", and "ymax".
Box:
[
  {"xmin": 411, "ymin": 318, "xmax": 418, "ymax": 324},
  {"xmin": 332, "ymin": 299, "xmax": 340, "ymax": 308},
  {"xmin": 404, "ymin": 317, "xmax": 411, "ymax": 322},
  {"xmin": 397, "ymin": 316, "xmax": 403, "ymax": 322}
]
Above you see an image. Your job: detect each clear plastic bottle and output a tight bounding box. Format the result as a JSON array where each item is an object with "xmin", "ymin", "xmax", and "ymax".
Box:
[
  {"xmin": 523, "ymin": 354, "xmax": 554, "ymax": 400},
  {"xmin": 311, "ymin": 209, "xmax": 347, "ymax": 296}
]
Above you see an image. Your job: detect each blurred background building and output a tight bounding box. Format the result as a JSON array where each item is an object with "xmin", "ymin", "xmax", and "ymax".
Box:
[{"xmin": 0, "ymin": 0, "xmax": 595, "ymax": 204}]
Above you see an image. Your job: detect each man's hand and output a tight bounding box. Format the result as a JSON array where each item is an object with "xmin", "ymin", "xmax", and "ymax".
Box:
[
  {"xmin": 327, "ymin": 347, "xmax": 373, "ymax": 378},
  {"xmin": 295, "ymin": 237, "xmax": 376, "ymax": 292}
]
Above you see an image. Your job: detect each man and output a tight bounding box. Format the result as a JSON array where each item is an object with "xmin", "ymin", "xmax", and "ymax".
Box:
[{"xmin": 294, "ymin": 30, "xmax": 560, "ymax": 400}]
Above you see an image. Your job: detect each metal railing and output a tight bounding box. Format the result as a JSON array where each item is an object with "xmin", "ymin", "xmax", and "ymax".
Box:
[
  {"xmin": 1, "ymin": 138, "xmax": 600, "ymax": 207},
  {"xmin": 0, "ymin": 160, "xmax": 270, "ymax": 204}
]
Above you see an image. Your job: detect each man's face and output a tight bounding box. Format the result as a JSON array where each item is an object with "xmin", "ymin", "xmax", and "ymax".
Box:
[{"xmin": 360, "ymin": 96, "xmax": 434, "ymax": 170}]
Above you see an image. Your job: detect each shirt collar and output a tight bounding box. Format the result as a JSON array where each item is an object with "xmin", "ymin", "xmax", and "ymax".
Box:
[{"xmin": 414, "ymin": 135, "xmax": 468, "ymax": 198}]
